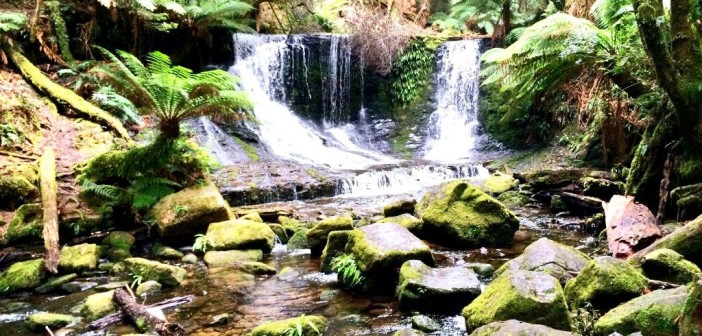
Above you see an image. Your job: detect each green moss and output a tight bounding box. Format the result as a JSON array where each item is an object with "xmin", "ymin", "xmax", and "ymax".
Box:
[
  {"xmin": 496, "ymin": 190, "xmax": 532, "ymax": 207},
  {"xmin": 124, "ymin": 258, "xmax": 187, "ymax": 286},
  {"xmin": 151, "ymin": 243, "xmax": 184, "ymax": 260},
  {"xmin": 26, "ymin": 313, "xmax": 76, "ymax": 331},
  {"xmin": 206, "ymin": 219, "xmax": 276, "ymax": 253},
  {"xmin": 376, "ymin": 214, "xmax": 423, "ymax": 233},
  {"xmin": 249, "ymin": 315, "xmax": 327, "ymax": 336},
  {"xmin": 0, "ymin": 164, "xmax": 38, "ymax": 208},
  {"xmin": 306, "ymin": 215, "xmax": 354, "ymax": 251},
  {"xmin": 203, "ymin": 249, "xmax": 263, "ymax": 266},
  {"xmin": 0, "ymin": 259, "xmax": 46, "ymax": 293},
  {"xmin": 241, "ymin": 211, "xmax": 263, "ymax": 223},
  {"xmin": 268, "ymin": 224, "xmax": 289, "ymax": 243},
  {"xmin": 640, "ymin": 248, "xmax": 701, "ymax": 284},
  {"xmin": 320, "ymin": 230, "xmax": 350, "ymax": 272},
  {"xmin": 82, "ymin": 291, "xmax": 116, "ymax": 321},
  {"xmin": 59, "ymin": 244, "xmax": 100, "ymax": 272},
  {"xmin": 480, "ymin": 172, "xmax": 518, "ymax": 194},
  {"xmin": 35, "ymin": 273, "xmax": 78, "ymax": 294},
  {"xmin": 287, "ymin": 229, "xmax": 310, "ymax": 250},
  {"xmin": 233, "ymin": 136, "xmax": 259, "ymax": 161},
  {"xmin": 2, "ymin": 203, "xmax": 42, "ymax": 246},
  {"xmin": 102, "ymin": 231, "xmax": 135, "ymax": 250}
]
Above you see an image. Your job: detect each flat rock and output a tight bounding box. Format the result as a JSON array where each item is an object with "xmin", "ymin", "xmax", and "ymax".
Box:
[
  {"xmin": 495, "ymin": 237, "xmax": 590, "ymax": 284},
  {"xmin": 398, "ymin": 260, "xmax": 481, "ymax": 312}
]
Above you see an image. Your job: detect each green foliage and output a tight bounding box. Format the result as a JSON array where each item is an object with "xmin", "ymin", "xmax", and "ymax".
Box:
[
  {"xmin": 46, "ymin": 1, "xmax": 74, "ymax": 62},
  {"xmin": 91, "ymin": 86, "xmax": 142, "ymax": 125},
  {"xmin": 431, "ymin": 0, "xmax": 557, "ymax": 35},
  {"xmin": 389, "ymin": 37, "xmax": 443, "ymax": 108},
  {"xmin": 283, "ymin": 315, "xmax": 322, "ymax": 336},
  {"xmin": 175, "ymin": 0, "xmax": 254, "ymax": 39},
  {"xmin": 0, "ymin": 12, "xmax": 27, "ymax": 35},
  {"xmin": 172, "ymin": 204, "xmax": 189, "ymax": 216},
  {"xmin": 330, "ymin": 254, "xmax": 366, "ymax": 289},
  {"xmin": 80, "ymin": 175, "xmax": 180, "ymax": 211},
  {"xmin": 0, "ymin": 124, "xmax": 24, "ymax": 148},
  {"xmin": 570, "ymin": 303, "xmax": 600, "ymax": 336},
  {"xmin": 130, "ymin": 274, "xmax": 144, "ymax": 288},
  {"xmin": 58, "ymin": 60, "xmax": 100, "ymax": 95},
  {"xmin": 192, "ymin": 233, "xmax": 212, "ymax": 253}
]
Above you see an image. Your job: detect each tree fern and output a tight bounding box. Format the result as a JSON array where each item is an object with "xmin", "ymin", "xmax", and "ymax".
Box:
[
  {"xmin": 0, "ymin": 13, "xmax": 27, "ymax": 34},
  {"xmin": 91, "ymin": 86, "xmax": 142, "ymax": 125},
  {"xmin": 129, "ymin": 176, "xmax": 180, "ymax": 210}
]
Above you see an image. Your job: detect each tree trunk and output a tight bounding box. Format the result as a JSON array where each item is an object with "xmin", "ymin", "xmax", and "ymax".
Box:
[
  {"xmin": 501, "ymin": 0, "xmax": 511, "ymax": 37},
  {"xmin": 680, "ymin": 278, "xmax": 702, "ymax": 336},
  {"xmin": 112, "ymin": 288, "xmax": 186, "ymax": 336},
  {"xmin": 628, "ymin": 214, "xmax": 702, "ymax": 265},
  {"xmin": 158, "ymin": 120, "xmax": 180, "ymax": 140},
  {"xmin": 603, "ymin": 195, "xmax": 662, "ymax": 258},
  {"xmin": 39, "ymin": 147, "xmax": 59, "ymax": 273}
]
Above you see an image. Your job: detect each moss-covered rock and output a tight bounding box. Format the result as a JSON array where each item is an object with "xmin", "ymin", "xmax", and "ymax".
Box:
[
  {"xmin": 640, "ymin": 248, "xmax": 701, "ymax": 285},
  {"xmin": 564, "ymin": 256, "xmax": 648, "ymax": 313},
  {"xmin": 124, "ymin": 258, "xmax": 187, "ymax": 286},
  {"xmin": 287, "ymin": 229, "xmax": 310, "ymax": 250},
  {"xmin": 82, "ymin": 290, "xmax": 116, "ymax": 321},
  {"xmin": 203, "ymin": 249, "xmax": 263, "ymax": 266},
  {"xmin": 151, "ymin": 243, "xmax": 184, "ymax": 260},
  {"xmin": 393, "ymin": 328, "xmax": 426, "ymax": 336},
  {"xmin": 345, "ymin": 223, "xmax": 434, "ymax": 281},
  {"xmin": 59, "ymin": 244, "xmax": 100, "ymax": 272},
  {"xmin": 102, "ymin": 231, "xmax": 135, "ymax": 250},
  {"xmin": 479, "ymin": 172, "xmax": 518, "ymax": 194},
  {"xmin": 1, "ymin": 203, "xmax": 42, "ymax": 246},
  {"xmin": 578, "ymin": 177, "xmax": 624, "ymax": 200},
  {"xmin": 250, "ymin": 315, "xmax": 327, "ymax": 336},
  {"xmin": 415, "ymin": 180, "xmax": 519, "ymax": 247},
  {"xmin": 26, "ymin": 313, "xmax": 77, "ymax": 331},
  {"xmin": 241, "ymin": 211, "xmax": 263, "ymax": 223},
  {"xmin": 469, "ymin": 320, "xmax": 574, "ymax": 336},
  {"xmin": 150, "ymin": 183, "xmax": 231, "ymax": 242},
  {"xmin": 234, "ymin": 261, "xmax": 276, "ymax": 275},
  {"xmin": 496, "ymin": 190, "xmax": 532, "ymax": 207},
  {"xmin": 594, "ymin": 286, "xmax": 688, "ymax": 336},
  {"xmin": 0, "ymin": 163, "xmax": 38, "ymax": 209},
  {"xmin": 462, "ymin": 270, "xmax": 571, "ymax": 332},
  {"xmin": 135, "ymin": 280, "xmax": 162, "ymax": 297},
  {"xmin": 182, "ymin": 253, "xmax": 198, "ymax": 264},
  {"xmin": 269, "ymin": 224, "xmax": 289, "ymax": 244},
  {"xmin": 35, "ymin": 273, "xmax": 77, "ymax": 294},
  {"xmin": 206, "ymin": 219, "xmax": 276, "ymax": 253},
  {"xmin": 397, "ymin": 260, "xmax": 481, "ymax": 312},
  {"xmin": 411, "ymin": 315, "xmax": 440, "ymax": 332},
  {"xmin": 306, "ymin": 215, "xmax": 354, "ymax": 253},
  {"xmin": 495, "ymin": 238, "xmax": 591, "ymax": 285},
  {"xmin": 320, "ymin": 230, "xmax": 350, "ymax": 273},
  {"xmin": 0, "ymin": 259, "xmax": 46, "ymax": 293},
  {"xmin": 107, "ymin": 248, "xmax": 132, "ymax": 262},
  {"xmin": 376, "ymin": 214, "xmax": 423, "ymax": 233},
  {"xmin": 382, "ymin": 199, "xmax": 417, "ymax": 217}
]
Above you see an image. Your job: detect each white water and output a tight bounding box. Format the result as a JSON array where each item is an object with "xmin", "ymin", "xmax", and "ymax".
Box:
[
  {"xmin": 423, "ymin": 40, "xmax": 483, "ymax": 162},
  {"xmin": 230, "ymin": 34, "xmax": 395, "ymax": 170}
]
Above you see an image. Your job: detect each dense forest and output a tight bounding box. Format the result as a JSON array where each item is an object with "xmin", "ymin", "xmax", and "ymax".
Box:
[{"xmin": 0, "ymin": 0, "xmax": 701, "ymax": 335}]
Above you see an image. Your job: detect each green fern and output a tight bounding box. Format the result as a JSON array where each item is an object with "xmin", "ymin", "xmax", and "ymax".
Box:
[
  {"xmin": 0, "ymin": 13, "xmax": 27, "ymax": 35},
  {"xmin": 91, "ymin": 86, "xmax": 143, "ymax": 125},
  {"xmin": 129, "ymin": 176, "xmax": 180, "ymax": 210},
  {"xmin": 80, "ymin": 179, "xmax": 124, "ymax": 201},
  {"xmin": 282, "ymin": 315, "xmax": 321, "ymax": 336},
  {"xmin": 330, "ymin": 254, "xmax": 366, "ymax": 289},
  {"xmin": 192, "ymin": 233, "xmax": 212, "ymax": 253}
]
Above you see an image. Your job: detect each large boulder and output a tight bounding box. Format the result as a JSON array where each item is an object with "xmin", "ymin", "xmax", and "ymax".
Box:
[
  {"xmin": 382, "ymin": 199, "xmax": 417, "ymax": 217},
  {"xmin": 320, "ymin": 231, "xmax": 351, "ymax": 273},
  {"xmin": 376, "ymin": 214, "xmax": 423, "ymax": 233},
  {"xmin": 397, "ymin": 260, "xmax": 481, "ymax": 312},
  {"xmin": 124, "ymin": 258, "xmax": 187, "ymax": 286},
  {"xmin": 206, "ymin": 219, "xmax": 276, "ymax": 253},
  {"xmin": 1, "ymin": 203, "xmax": 42, "ymax": 246},
  {"xmin": 594, "ymin": 286, "xmax": 688, "ymax": 336},
  {"xmin": 470, "ymin": 320, "xmax": 574, "ymax": 336},
  {"xmin": 250, "ymin": 315, "xmax": 327, "ymax": 336},
  {"xmin": 203, "ymin": 250, "xmax": 263, "ymax": 266},
  {"xmin": 495, "ymin": 238, "xmax": 591, "ymax": 284},
  {"xmin": 306, "ymin": 215, "xmax": 353, "ymax": 253},
  {"xmin": 0, "ymin": 259, "xmax": 46, "ymax": 293},
  {"xmin": 59, "ymin": 244, "xmax": 100, "ymax": 272},
  {"xmin": 102, "ymin": 231, "xmax": 135, "ymax": 250},
  {"xmin": 462, "ymin": 270, "xmax": 571, "ymax": 332},
  {"xmin": 640, "ymin": 248, "xmax": 701, "ymax": 285},
  {"xmin": 564, "ymin": 256, "xmax": 648, "ymax": 313},
  {"xmin": 415, "ymin": 180, "xmax": 519, "ymax": 247},
  {"xmin": 150, "ymin": 183, "xmax": 231, "ymax": 242},
  {"xmin": 345, "ymin": 223, "xmax": 434, "ymax": 278},
  {"xmin": 0, "ymin": 163, "xmax": 38, "ymax": 209}
]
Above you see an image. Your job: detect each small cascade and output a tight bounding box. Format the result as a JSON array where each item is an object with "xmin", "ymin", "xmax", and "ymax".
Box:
[
  {"xmin": 272, "ymin": 235, "xmax": 287, "ymax": 254},
  {"xmin": 322, "ymin": 36, "xmax": 352, "ymax": 125},
  {"xmin": 191, "ymin": 117, "xmax": 248, "ymax": 165},
  {"xmin": 336, "ymin": 163, "xmax": 488, "ymax": 197},
  {"xmin": 423, "ymin": 39, "xmax": 483, "ymax": 162}
]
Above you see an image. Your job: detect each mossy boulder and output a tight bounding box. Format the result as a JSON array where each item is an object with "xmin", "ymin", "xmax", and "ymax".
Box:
[
  {"xmin": 287, "ymin": 229, "xmax": 310, "ymax": 250},
  {"xmin": 496, "ymin": 190, "xmax": 532, "ymax": 207},
  {"xmin": 150, "ymin": 183, "xmax": 231, "ymax": 242},
  {"xmin": 480, "ymin": 172, "xmax": 518, "ymax": 194},
  {"xmin": 594, "ymin": 286, "xmax": 688, "ymax": 336},
  {"xmin": 376, "ymin": 214, "xmax": 423, "ymax": 233},
  {"xmin": 107, "ymin": 248, "xmax": 132, "ymax": 262},
  {"xmin": 206, "ymin": 219, "xmax": 276, "ymax": 253},
  {"xmin": 82, "ymin": 290, "xmax": 116, "ymax": 321},
  {"xmin": 102, "ymin": 231, "xmax": 135, "ymax": 250},
  {"xmin": 0, "ymin": 259, "xmax": 46, "ymax": 293},
  {"xmin": 579, "ymin": 177, "xmax": 624, "ymax": 200},
  {"xmin": 1, "ymin": 203, "xmax": 42, "ymax": 246},
  {"xmin": 269, "ymin": 224, "xmax": 289, "ymax": 244},
  {"xmin": 151, "ymin": 243, "xmax": 184, "ymax": 260},
  {"xmin": 415, "ymin": 180, "xmax": 519, "ymax": 247},
  {"xmin": 240, "ymin": 211, "xmax": 263, "ymax": 223},
  {"xmin": 35, "ymin": 273, "xmax": 77, "ymax": 294},
  {"xmin": 306, "ymin": 215, "xmax": 354, "ymax": 253},
  {"xmin": 382, "ymin": 199, "xmax": 417, "ymax": 217},
  {"xmin": 59, "ymin": 244, "xmax": 100, "ymax": 272},
  {"xmin": 345, "ymin": 223, "xmax": 434, "ymax": 279},
  {"xmin": 320, "ymin": 230, "xmax": 350, "ymax": 273},
  {"xmin": 469, "ymin": 320, "xmax": 574, "ymax": 336},
  {"xmin": 203, "ymin": 249, "xmax": 263, "ymax": 266},
  {"xmin": 0, "ymin": 163, "xmax": 38, "ymax": 209},
  {"xmin": 124, "ymin": 258, "xmax": 187, "ymax": 286},
  {"xmin": 564, "ymin": 256, "xmax": 648, "ymax": 313},
  {"xmin": 135, "ymin": 280, "xmax": 162, "ymax": 297},
  {"xmin": 250, "ymin": 315, "xmax": 327, "ymax": 336},
  {"xmin": 397, "ymin": 260, "xmax": 481, "ymax": 312},
  {"xmin": 640, "ymin": 248, "xmax": 701, "ymax": 284},
  {"xmin": 462, "ymin": 270, "xmax": 571, "ymax": 332},
  {"xmin": 495, "ymin": 238, "xmax": 591, "ymax": 285},
  {"xmin": 26, "ymin": 313, "xmax": 77, "ymax": 331}
]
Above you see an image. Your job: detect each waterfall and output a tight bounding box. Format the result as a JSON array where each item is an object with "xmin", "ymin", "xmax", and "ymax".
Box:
[
  {"xmin": 230, "ymin": 33, "xmax": 394, "ymax": 170},
  {"xmin": 423, "ymin": 39, "xmax": 483, "ymax": 162},
  {"xmin": 191, "ymin": 117, "xmax": 248, "ymax": 165}
]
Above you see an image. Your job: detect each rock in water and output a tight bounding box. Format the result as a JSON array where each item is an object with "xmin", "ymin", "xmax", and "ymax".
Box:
[
  {"xmin": 82, "ymin": 290, "xmax": 117, "ymax": 321},
  {"xmin": 150, "ymin": 183, "xmax": 231, "ymax": 242},
  {"xmin": 124, "ymin": 258, "xmax": 187, "ymax": 286},
  {"xmin": 59, "ymin": 243, "xmax": 100, "ymax": 272},
  {"xmin": 376, "ymin": 214, "xmax": 423, "ymax": 233},
  {"xmin": 397, "ymin": 260, "xmax": 481, "ymax": 312},
  {"xmin": 306, "ymin": 215, "xmax": 353, "ymax": 253},
  {"xmin": 250, "ymin": 315, "xmax": 327, "ymax": 336},
  {"xmin": 135, "ymin": 280, "xmax": 162, "ymax": 297},
  {"xmin": 206, "ymin": 219, "xmax": 276, "ymax": 253},
  {"xmin": 26, "ymin": 313, "xmax": 77, "ymax": 331},
  {"xmin": 564, "ymin": 256, "xmax": 647, "ymax": 313},
  {"xmin": 204, "ymin": 250, "xmax": 263, "ymax": 266},
  {"xmin": 35, "ymin": 273, "xmax": 78, "ymax": 294},
  {"xmin": 151, "ymin": 243, "xmax": 185, "ymax": 260},
  {"xmin": 102, "ymin": 231, "xmax": 135, "ymax": 250},
  {"xmin": 595, "ymin": 286, "xmax": 688, "ymax": 336},
  {"xmin": 640, "ymin": 248, "xmax": 701, "ymax": 284},
  {"xmin": 287, "ymin": 229, "xmax": 310, "ymax": 250},
  {"xmin": 495, "ymin": 237, "xmax": 591, "ymax": 285},
  {"xmin": 479, "ymin": 172, "xmax": 518, "ymax": 194},
  {"xmin": 382, "ymin": 199, "xmax": 417, "ymax": 217},
  {"xmin": 0, "ymin": 259, "xmax": 46, "ymax": 293},
  {"xmin": 415, "ymin": 180, "xmax": 519, "ymax": 247},
  {"xmin": 469, "ymin": 320, "xmax": 574, "ymax": 336},
  {"xmin": 462, "ymin": 270, "xmax": 571, "ymax": 332},
  {"xmin": 411, "ymin": 315, "xmax": 440, "ymax": 332},
  {"xmin": 320, "ymin": 231, "xmax": 351, "ymax": 273}
]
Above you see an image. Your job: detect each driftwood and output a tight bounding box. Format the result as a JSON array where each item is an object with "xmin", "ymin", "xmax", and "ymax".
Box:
[
  {"xmin": 39, "ymin": 147, "xmax": 60, "ymax": 273},
  {"xmin": 603, "ymin": 195, "xmax": 662, "ymax": 259},
  {"xmin": 656, "ymin": 154, "xmax": 673, "ymax": 224},
  {"xmin": 112, "ymin": 287, "xmax": 186, "ymax": 336},
  {"xmin": 560, "ymin": 192, "xmax": 604, "ymax": 214},
  {"xmin": 628, "ymin": 214, "xmax": 702, "ymax": 265},
  {"xmin": 90, "ymin": 293, "xmax": 194, "ymax": 330}
]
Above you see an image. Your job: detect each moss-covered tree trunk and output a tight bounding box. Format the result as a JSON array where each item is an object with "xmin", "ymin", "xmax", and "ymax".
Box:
[{"xmin": 39, "ymin": 147, "xmax": 59, "ymax": 273}]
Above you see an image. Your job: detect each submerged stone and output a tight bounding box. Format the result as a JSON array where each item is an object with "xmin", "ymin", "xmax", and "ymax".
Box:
[
  {"xmin": 206, "ymin": 219, "xmax": 276, "ymax": 253},
  {"xmin": 0, "ymin": 259, "xmax": 46, "ymax": 293},
  {"xmin": 135, "ymin": 280, "xmax": 162, "ymax": 297},
  {"xmin": 397, "ymin": 260, "xmax": 481, "ymax": 312},
  {"xmin": 393, "ymin": 328, "xmax": 426, "ymax": 336},
  {"xmin": 204, "ymin": 250, "xmax": 263, "ymax": 266},
  {"xmin": 411, "ymin": 315, "xmax": 440, "ymax": 332},
  {"xmin": 151, "ymin": 243, "xmax": 184, "ymax": 260},
  {"xmin": 415, "ymin": 180, "xmax": 519, "ymax": 247},
  {"xmin": 124, "ymin": 258, "xmax": 187, "ymax": 286},
  {"xmin": 469, "ymin": 320, "xmax": 574, "ymax": 336},
  {"xmin": 495, "ymin": 237, "xmax": 591, "ymax": 284},
  {"xmin": 249, "ymin": 315, "xmax": 327, "ymax": 336},
  {"xmin": 35, "ymin": 274, "xmax": 78, "ymax": 294},
  {"xmin": 462, "ymin": 270, "xmax": 571, "ymax": 332},
  {"xmin": 26, "ymin": 313, "xmax": 77, "ymax": 331},
  {"xmin": 59, "ymin": 244, "xmax": 100, "ymax": 272}
]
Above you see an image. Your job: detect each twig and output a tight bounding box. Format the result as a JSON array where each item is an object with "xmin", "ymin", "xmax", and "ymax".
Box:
[
  {"xmin": 44, "ymin": 326, "xmax": 54, "ymax": 336},
  {"xmin": 0, "ymin": 150, "xmax": 38, "ymax": 160}
]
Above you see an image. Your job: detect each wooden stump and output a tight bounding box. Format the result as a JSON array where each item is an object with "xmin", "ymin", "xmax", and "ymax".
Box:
[
  {"xmin": 39, "ymin": 148, "xmax": 59, "ymax": 273},
  {"xmin": 603, "ymin": 195, "xmax": 662, "ymax": 258}
]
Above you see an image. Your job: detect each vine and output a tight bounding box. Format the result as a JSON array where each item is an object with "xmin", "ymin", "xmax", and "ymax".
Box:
[
  {"xmin": 46, "ymin": 1, "xmax": 73, "ymax": 63},
  {"xmin": 389, "ymin": 36, "xmax": 445, "ymax": 108}
]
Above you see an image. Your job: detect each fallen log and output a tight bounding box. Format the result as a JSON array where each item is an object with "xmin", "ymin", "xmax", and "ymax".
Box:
[
  {"xmin": 628, "ymin": 214, "xmax": 702, "ymax": 265},
  {"xmin": 39, "ymin": 148, "xmax": 59, "ymax": 273},
  {"xmin": 603, "ymin": 195, "xmax": 662, "ymax": 259},
  {"xmin": 680, "ymin": 278, "xmax": 702, "ymax": 336},
  {"xmin": 560, "ymin": 192, "xmax": 604, "ymax": 214},
  {"xmin": 112, "ymin": 287, "xmax": 186, "ymax": 336},
  {"xmin": 89, "ymin": 293, "xmax": 194, "ymax": 330}
]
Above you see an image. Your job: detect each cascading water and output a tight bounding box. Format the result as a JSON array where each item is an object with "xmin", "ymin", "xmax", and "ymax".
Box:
[{"xmin": 423, "ymin": 39, "xmax": 483, "ymax": 162}]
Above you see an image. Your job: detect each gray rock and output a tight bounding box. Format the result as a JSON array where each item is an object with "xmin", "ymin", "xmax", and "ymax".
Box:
[
  {"xmin": 398, "ymin": 260, "xmax": 481, "ymax": 312},
  {"xmin": 470, "ymin": 320, "xmax": 574, "ymax": 336},
  {"xmin": 411, "ymin": 315, "xmax": 440, "ymax": 332},
  {"xmin": 135, "ymin": 280, "xmax": 162, "ymax": 297},
  {"xmin": 495, "ymin": 237, "xmax": 591, "ymax": 284}
]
